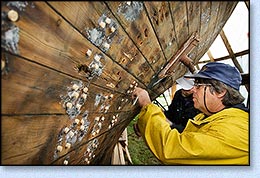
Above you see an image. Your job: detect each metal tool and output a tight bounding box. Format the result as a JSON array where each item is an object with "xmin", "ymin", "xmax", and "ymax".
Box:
[
  {"xmin": 147, "ymin": 32, "xmax": 199, "ymax": 89},
  {"xmin": 132, "ymin": 96, "xmax": 139, "ymax": 106},
  {"xmin": 147, "ymin": 73, "xmax": 165, "ymax": 89}
]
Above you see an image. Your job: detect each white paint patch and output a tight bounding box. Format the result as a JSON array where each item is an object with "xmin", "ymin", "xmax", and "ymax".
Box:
[
  {"xmin": 201, "ymin": 8, "xmax": 211, "ymax": 24},
  {"xmin": 94, "ymin": 94, "xmax": 102, "ymax": 106},
  {"xmin": 2, "ymin": 26, "xmax": 20, "ymax": 54},
  {"xmin": 117, "ymin": 1, "xmax": 143, "ymax": 22},
  {"xmin": 87, "ymin": 28, "xmax": 105, "ymax": 47},
  {"xmin": 6, "ymin": 1, "xmax": 30, "ymax": 11}
]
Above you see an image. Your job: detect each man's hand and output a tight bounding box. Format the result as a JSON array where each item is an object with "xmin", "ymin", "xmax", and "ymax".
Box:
[{"xmin": 132, "ymin": 87, "xmax": 152, "ymax": 107}]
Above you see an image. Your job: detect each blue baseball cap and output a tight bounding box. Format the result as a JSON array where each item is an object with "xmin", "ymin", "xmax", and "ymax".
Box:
[{"xmin": 184, "ymin": 62, "xmax": 242, "ymax": 90}]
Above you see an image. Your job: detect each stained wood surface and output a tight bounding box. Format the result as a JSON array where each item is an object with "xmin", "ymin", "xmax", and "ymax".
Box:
[
  {"xmin": 169, "ymin": 1, "xmax": 189, "ymax": 49},
  {"xmin": 144, "ymin": 1, "xmax": 178, "ymax": 61},
  {"xmin": 2, "ymin": 53, "xmax": 69, "ymax": 114},
  {"xmin": 1, "ymin": 115, "xmax": 69, "ymax": 164},
  {"xmin": 105, "ymin": 1, "xmax": 167, "ymax": 73},
  {"xmin": 196, "ymin": 2, "xmax": 237, "ymax": 61},
  {"xmin": 1, "ymin": 1, "xmax": 238, "ymax": 165},
  {"xmin": 48, "ymin": 2, "xmax": 155, "ymax": 86},
  {"xmin": 2, "ymin": 52, "xmax": 140, "ymax": 164}
]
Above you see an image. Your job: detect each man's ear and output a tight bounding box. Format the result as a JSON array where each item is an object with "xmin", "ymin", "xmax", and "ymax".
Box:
[{"xmin": 216, "ymin": 89, "xmax": 227, "ymax": 98}]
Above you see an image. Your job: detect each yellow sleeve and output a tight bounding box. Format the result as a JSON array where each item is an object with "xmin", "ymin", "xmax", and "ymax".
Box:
[
  {"xmin": 137, "ymin": 104, "xmax": 249, "ymax": 165},
  {"xmin": 137, "ymin": 103, "xmax": 180, "ymax": 163}
]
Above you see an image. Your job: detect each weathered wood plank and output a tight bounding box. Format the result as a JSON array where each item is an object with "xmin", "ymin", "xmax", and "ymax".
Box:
[
  {"xmin": 185, "ymin": 1, "xmax": 201, "ymax": 61},
  {"xmin": 2, "ymin": 69, "xmax": 139, "ymax": 165},
  {"xmin": 2, "ymin": 52, "xmax": 70, "ymax": 115},
  {"xmin": 1, "ymin": 112, "xmax": 132, "ymax": 165},
  {"xmin": 2, "ymin": 2, "xmax": 145, "ymax": 94},
  {"xmin": 199, "ymin": 2, "xmax": 213, "ymax": 36},
  {"xmin": 196, "ymin": 2, "xmax": 238, "ymax": 62},
  {"xmin": 144, "ymin": 1, "xmax": 178, "ymax": 61},
  {"xmin": 1, "ymin": 51, "xmax": 141, "ymax": 164},
  {"xmin": 186, "ymin": 2, "xmax": 201, "ymax": 36},
  {"xmin": 47, "ymin": 1, "xmax": 155, "ymax": 86},
  {"xmin": 1, "ymin": 52, "xmax": 137, "ymax": 114},
  {"xmin": 169, "ymin": 1, "xmax": 189, "ymax": 48},
  {"xmin": 105, "ymin": 1, "xmax": 167, "ymax": 73},
  {"xmin": 1, "ymin": 115, "xmax": 69, "ymax": 165},
  {"xmin": 188, "ymin": 1, "xmax": 212, "ymax": 63},
  {"xmin": 195, "ymin": 1, "xmax": 221, "ymax": 63},
  {"xmin": 51, "ymin": 111, "xmax": 136, "ymax": 165}
]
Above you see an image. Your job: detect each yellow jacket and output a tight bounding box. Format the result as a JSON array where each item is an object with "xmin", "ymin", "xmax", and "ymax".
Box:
[{"xmin": 137, "ymin": 103, "xmax": 249, "ymax": 165}]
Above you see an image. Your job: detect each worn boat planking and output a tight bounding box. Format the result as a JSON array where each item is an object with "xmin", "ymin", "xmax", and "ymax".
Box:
[{"xmin": 1, "ymin": 1, "xmax": 238, "ymax": 165}]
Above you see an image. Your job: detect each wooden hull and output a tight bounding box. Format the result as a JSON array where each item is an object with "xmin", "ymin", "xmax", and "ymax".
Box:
[{"xmin": 1, "ymin": 1, "xmax": 238, "ymax": 165}]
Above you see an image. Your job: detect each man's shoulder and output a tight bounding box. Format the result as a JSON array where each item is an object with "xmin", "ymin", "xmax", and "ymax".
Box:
[{"xmin": 228, "ymin": 103, "xmax": 249, "ymax": 113}]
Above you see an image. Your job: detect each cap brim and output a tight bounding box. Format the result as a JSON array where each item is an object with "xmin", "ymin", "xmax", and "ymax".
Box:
[{"xmin": 184, "ymin": 73, "xmax": 212, "ymax": 79}]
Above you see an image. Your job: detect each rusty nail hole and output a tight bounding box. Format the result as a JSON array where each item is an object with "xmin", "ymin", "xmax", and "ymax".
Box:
[
  {"xmin": 56, "ymin": 19, "xmax": 62, "ymax": 26},
  {"xmin": 156, "ymin": 20, "xmax": 159, "ymax": 25},
  {"xmin": 121, "ymin": 58, "xmax": 126, "ymax": 63},
  {"xmin": 165, "ymin": 11, "xmax": 169, "ymax": 17},
  {"xmin": 144, "ymin": 28, "xmax": 148, "ymax": 37}
]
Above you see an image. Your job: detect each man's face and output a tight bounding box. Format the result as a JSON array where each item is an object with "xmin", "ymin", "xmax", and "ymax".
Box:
[
  {"xmin": 190, "ymin": 81, "xmax": 224, "ymax": 115},
  {"xmin": 191, "ymin": 83, "xmax": 208, "ymax": 112}
]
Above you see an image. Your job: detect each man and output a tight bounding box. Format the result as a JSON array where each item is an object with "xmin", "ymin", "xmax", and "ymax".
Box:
[
  {"xmin": 132, "ymin": 62, "xmax": 248, "ymax": 165},
  {"xmin": 164, "ymin": 76, "xmax": 200, "ymax": 132}
]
